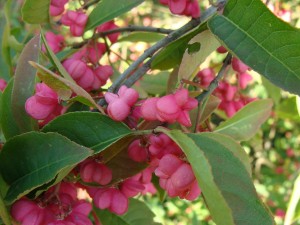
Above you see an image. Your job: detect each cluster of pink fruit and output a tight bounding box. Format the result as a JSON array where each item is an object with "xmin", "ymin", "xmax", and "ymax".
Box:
[
  {"xmin": 11, "ymin": 182, "xmax": 93, "ymax": 225},
  {"xmin": 128, "ymin": 134, "xmax": 201, "ymax": 200},
  {"xmin": 197, "ymin": 47, "xmax": 254, "ymax": 117},
  {"xmin": 159, "ymin": 0, "xmax": 200, "ymax": 18}
]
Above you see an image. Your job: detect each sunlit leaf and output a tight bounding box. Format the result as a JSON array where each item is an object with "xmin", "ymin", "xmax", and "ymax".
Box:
[
  {"xmin": 22, "ymin": 0, "xmax": 50, "ymax": 24},
  {"xmin": 208, "ymin": 0, "xmax": 300, "ymax": 95},
  {"xmin": 215, "ymin": 99, "xmax": 273, "ymax": 141}
]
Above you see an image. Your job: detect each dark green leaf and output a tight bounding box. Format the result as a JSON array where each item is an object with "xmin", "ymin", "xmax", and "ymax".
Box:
[
  {"xmin": 215, "ymin": 99, "xmax": 273, "ymax": 141},
  {"xmin": 0, "ymin": 80, "xmax": 22, "ymax": 140},
  {"xmin": 85, "ymin": 0, "xmax": 144, "ymax": 31},
  {"xmin": 22, "ymin": 0, "xmax": 50, "ymax": 24},
  {"xmin": 11, "ymin": 35, "xmax": 39, "ymax": 133},
  {"xmin": 118, "ymin": 32, "xmax": 165, "ymax": 43},
  {"xmin": 94, "ymin": 198, "xmax": 161, "ymax": 225},
  {"xmin": 42, "ymin": 112, "xmax": 133, "ymax": 154},
  {"xmin": 156, "ymin": 127, "xmax": 275, "ymax": 225},
  {"xmin": 208, "ymin": 0, "xmax": 300, "ymax": 96},
  {"xmin": 0, "ymin": 132, "xmax": 92, "ymax": 204}
]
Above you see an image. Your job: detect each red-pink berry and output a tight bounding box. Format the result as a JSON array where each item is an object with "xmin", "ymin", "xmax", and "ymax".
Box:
[
  {"xmin": 232, "ymin": 57, "xmax": 249, "ymax": 73},
  {"xmin": 155, "ymin": 154, "xmax": 184, "ymax": 179},
  {"xmin": 128, "ymin": 139, "xmax": 148, "ymax": 162},
  {"xmin": 50, "ymin": 0, "xmax": 68, "ymax": 16},
  {"xmin": 97, "ymin": 21, "xmax": 120, "ymax": 43},
  {"xmin": 238, "ymin": 72, "xmax": 252, "ymax": 89},
  {"xmin": 0, "ymin": 79, "xmax": 7, "ymax": 91},
  {"xmin": 42, "ymin": 31, "xmax": 65, "ymax": 54},
  {"xmin": 61, "ymin": 11, "xmax": 88, "ymax": 37},
  {"xmin": 80, "ymin": 160, "xmax": 112, "ymax": 185}
]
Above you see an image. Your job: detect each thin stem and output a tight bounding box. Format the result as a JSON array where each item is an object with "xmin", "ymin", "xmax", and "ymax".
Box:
[
  {"xmin": 71, "ymin": 25, "xmax": 174, "ymax": 49},
  {"xmin": 196, "ymin": 53, "xmax": 232, "ymax": 103},
  {"xmin": 98, "ymin": 25, "xmax": 174, "ymax": 36}
]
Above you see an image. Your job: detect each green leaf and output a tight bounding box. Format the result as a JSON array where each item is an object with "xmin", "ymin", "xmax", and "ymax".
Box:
[
  {"xmin": 277, "ymin": 96, "xmax": 300, "ymax": 121},
  {"xmin": 0, "ymin": 16, "xmax": 9, "ymax": 80},
  {"xmin": 0, "ymin": 132, "xmax": 92, "ymax": 204},
  {"xmin": 208, "ymin": 0, "xmax": 300, "ymax": 96},
  {"xmin": 94, "ymin": 198, "xmax": 161, "ymax": 225},
  {"xmin": 21, "ymin": 0, "xmax": 50, "ymax": 24},
  {"xmin": 0, "ymin": 176, "xmax": 11, "ymax": 225},
  {"xmin": 261, "ymin": 77, "xmax": 281, "ymax": 105},
  {"xmin": 0, "ymin": 79, "xmax": 22, "ymax": 140},
  {"xmin": 215, "ymin": 99, "xmax": 273, "ymax": 141},
  {"xmin": 178, "ymin": 30, "xmax": 220, "ymax": 81},
  {"xmin": 285, "ymin": 173, "xmax": 300, "ymax": 225},
  {"xmin": 85, "ymin": 0, "xmax": 144, "ymax": 31},
  {"xmin": 41, "ymin": 30, "xmax": 75, "ymax": 82},
  {"xmin": 156, "ymin": 127, "xmax": 275, "ymax": 225},
  {"xmin": 151, "ymin": 24, "xmax": 207, "ymax": 70},
  {"xmin": 139, "ymin": 72, "xmax": 169, "ymax": 95},
  {"xmin": 2, "ymin": 0, "xmax": 13, "ymax": 77},
  {"xmin": 118, "ymin": 32, "xmax": 165, "ymax": 43},
  {"xmin": 11, "ymin": 35, "xmax": 39, "ymax": 133},
  {"xmin": 42, "ymin": 112, "xmax": 133, "ymax": 154},
  {"xmin": 42, "ymin": 112, "xmax": 148, "ymax": 183},
  {"xmin": 198, "ymin": 95, "xmax": 221, "ymax": 124}
]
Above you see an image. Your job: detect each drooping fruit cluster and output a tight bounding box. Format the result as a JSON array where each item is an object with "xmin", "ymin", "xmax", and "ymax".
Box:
[
  {"xmin": 127, "ymin": 133, "xmax": 201, "ymax": 201},
  {"xmin": 196, "ymin": 47, "xmax": 254, "ymax": 117},
  {"xmin": 25, "ymin": 83, "xmax": 64, "ymax": 124},
  {"xmin": 11, "ymin": 182, "xmax": 92, "ymax": 225}
]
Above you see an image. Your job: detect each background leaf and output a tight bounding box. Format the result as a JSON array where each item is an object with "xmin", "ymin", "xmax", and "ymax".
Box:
[
  {"xmin": 85, "ymin": 0, "xmax": 144, "ymax": 31},
  {"xmin": 156, "ymin": 127, "xmax": 275, "ymax": 225},
  {"xmin": 215, "ymin": 99, "xmax": 273, "ymax": 141},
  {"xmin": 11, "ymin": 35, "xmax": 39, "ymax": 133},
  {"xmin": 276, "ymin": 96, "xmax": 300, "ymax": 121},
  {"xmin": 208, "ymin": 0, "xmax": 300, "ymax": 96},
  {"xmin": 0, "ymin": 132, "xmax": 92, "ymax": 204},
  {"xmin": 151, "ymin": 24, "xmax": 207, "ymax": 70},
  {"xmin": 178, "ymin": 30, "xmax": 220, "ymax": 81},
  {"xmin": 95, "ymin": 198, "xmax": 161, "ymax": 225},
  {"xmin": 139, "ymin": 72, "xmax": 169, "ymax": 95},
  {"xmin": 118, "ymin": 32, "xmax": 165, "ymax": 43},
  {"xmin": 22, "ymin": 0, "xmax": 50, "ymax": 24},
  {"xmin": 284, "ymin": 174, "xmax": 300, "ymax": 225}
]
